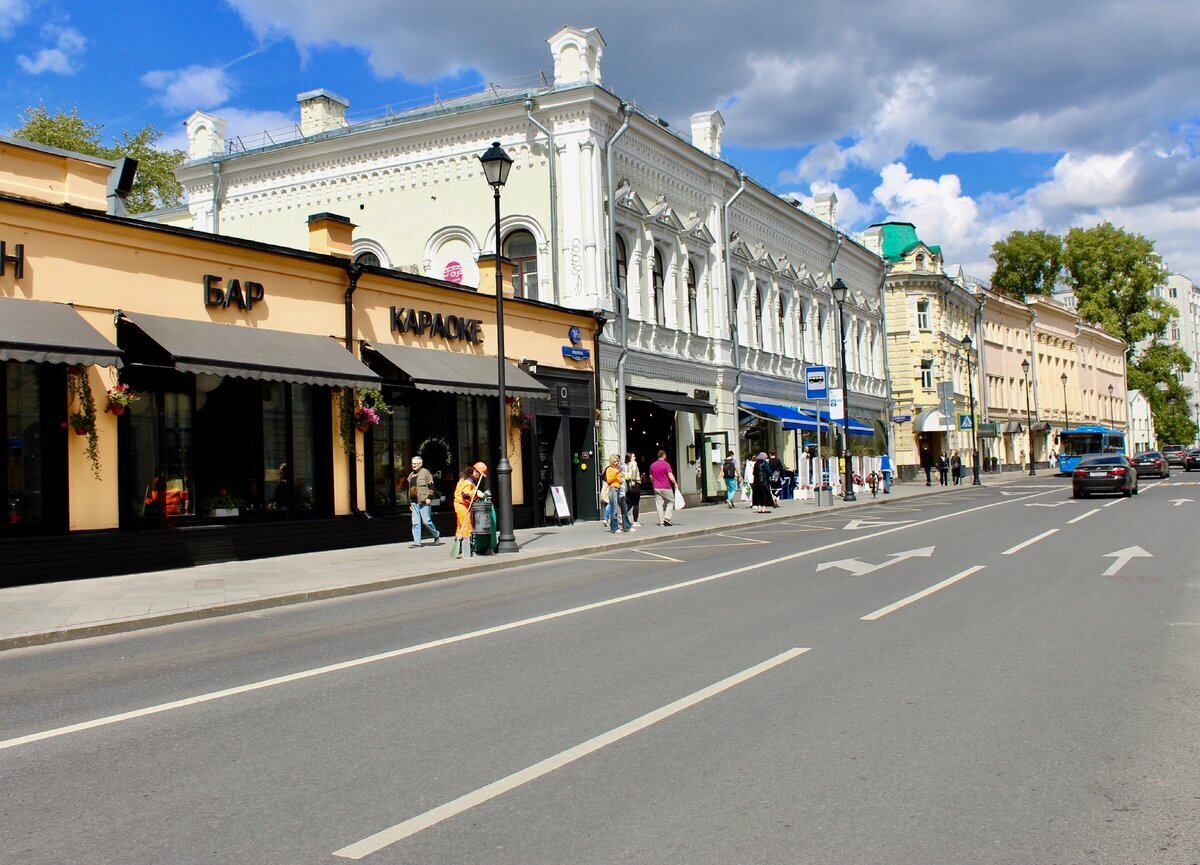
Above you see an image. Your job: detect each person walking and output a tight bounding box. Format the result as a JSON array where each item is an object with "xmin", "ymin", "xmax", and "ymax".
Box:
[
  {"xmin": 767, "ymin": 449, "xmax": 785, "ymax": 507},
  {"xmin": 880, "ymin": 451, "xmax": 893, "ymax": 493},
  {"xmin": 406, "ymin": 455, "xmax": 442, "ymax": 548},
  {"xmin": 452, "ymin": 462, "xmax": 486, "ymax": 559},
  {"xmin": 950, "ymin": 451, "xmax": 963, "ymax": 485},
  {"xmin": 751, "ymin": 452, "xmax": 773, "ymax": 513},
  {"xmin": 603, "ymin": 453, "xmax": 633, "ymax": 533},
  {"xmin": 623, "ymin": 452, "xmax": 642, "ymax": 526},
  {"xmin": 721, "ymin": 450, "xmax": 739, "ymax": 508},
  {"xmin": 649, "ymin": 449, "xmax": 679, "ymax": 526},
  {"xmin": 920, "ymin": 445, "xmax": 934, "ymax": 486},
  {"xmin": 937, "ymin": 450, "xmax": 950, "ymax": 486}
]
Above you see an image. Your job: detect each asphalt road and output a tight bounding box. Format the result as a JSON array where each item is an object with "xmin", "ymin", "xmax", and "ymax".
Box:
[{"xmin": 2, "ymin": 476, "xmax": 1198, "ymax": 865}]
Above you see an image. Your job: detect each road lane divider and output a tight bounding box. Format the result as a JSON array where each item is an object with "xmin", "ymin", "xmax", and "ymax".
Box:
[
  {"xmin": 1067, "ymin": 508, "xmax": 1100, "ymax": 524},
  {"xmin": 332, "ymin": 647, "xmax": 812, "ymax": 859},
  {"xmin": 0, "ymin": 487, "xmax": 1055, "ymax": 752},
  {"xmin": 1001, "ymin": 528, "xmax": 1060, "ymax": 556},
  {"xmin": 860, "ymin": 567, "xmax": 986, "ymax": 621}
]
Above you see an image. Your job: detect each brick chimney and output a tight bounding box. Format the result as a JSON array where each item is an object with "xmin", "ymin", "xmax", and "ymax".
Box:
[
  {"xmin": 307, "ymin": 213, "xmax": 355, "ymax": 259},
  {"xmin": 297, "ymin": 89, "xmax": 349, "ymax": 137}
]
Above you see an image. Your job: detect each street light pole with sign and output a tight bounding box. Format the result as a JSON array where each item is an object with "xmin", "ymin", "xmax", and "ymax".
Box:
[
  {"xmin": 962, "ymin": 334, "xmax": 981, "ymax": 485},
  {"xmin": 830, "ymin": 279, "xmax": 856, "ymax": 501},
  {"xmin": 805, "ymin": 366, "xmax": 828, "ymax": 506},
  {"xmin": 1021, "ymin": 357, "xmax": 1036, "ymax": 477}
]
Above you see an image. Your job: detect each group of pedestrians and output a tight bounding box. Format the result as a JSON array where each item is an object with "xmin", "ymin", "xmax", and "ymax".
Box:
[
  {"xmin": 602, "ymin": 450, "xmax": 681, "ymax": 532},
  {"xmin": 921, "ymin": 447, "xmax": 966, "ymax": 486}
]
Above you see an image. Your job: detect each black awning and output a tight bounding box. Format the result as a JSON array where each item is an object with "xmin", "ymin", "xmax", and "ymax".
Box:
[
  {"xmin": 627, "ymin": 386, "xmax": 716, "ymax": 415},
  {"xmin": 362, "ymin": 342, "xmax": 549, "ymax": 398},
  {"xmin": 0, "ymin": 297, "xmax": 122, "ymax": 367},
  {"xmin": 120, "ymin": 311, "xmax": 378, "ymax": 389}
]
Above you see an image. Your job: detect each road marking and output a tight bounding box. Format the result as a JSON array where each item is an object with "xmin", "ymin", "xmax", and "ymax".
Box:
[
  {"xmin": 715, "ymin": 533, "xmax": 772, "ymax": 544},
  {"xmin": 331, "ymin": 647, "xmax": 812, "ymax": 859},
  {"xmin": 1025, "ymin": 501, "xmax": 1074, "ymax": 508},
  {"xmin": 860, "ymin": 566, "xmax": 985, "ymax": 621},
  {"xmin": 0, "ymin": 486, "xmax": 1057, "ymax": 752},
  {"xmin": 637, "ymin": 551, "xmax": 685, "ymax": 563},
  {"xmin": 1067, "ymin": 508, "xmax": 1100, "ymax": 524},
  {"xmin": 1002, "ymin": 529, "xmax": 1060, "ymax": 555},
  {"xmin": 1102, "ymin": 498, "xmax": 1127, "ymax": 507},
  {"xmin": 842, "ymin": 518, "xmax": 915, "ymax": 530},
  {"xmin": 1102, "ymin": 545, "xmax": 1152, "ymax": 577},
  {"xmin": 815, "ymin": 546, "xmax": 936, "ymax": 575},
  {"xmin": 1171, "ymin": 498, "xmax": 1194, "ymax": 507}
]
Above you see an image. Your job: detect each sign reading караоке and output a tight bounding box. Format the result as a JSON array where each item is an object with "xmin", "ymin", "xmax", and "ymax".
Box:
[{"xmin": 390, "ymin": 306, "xmax": 483, "ymax": 344}]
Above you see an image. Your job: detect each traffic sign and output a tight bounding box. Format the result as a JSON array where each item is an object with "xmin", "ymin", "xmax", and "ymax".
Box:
[
  {"xmin": 958, "ymin": 413, "xmax": 974, "ymax": 431},
  {"xmin": 829, "ymin": 394, "xmax": 844, "ymax": 420},
  {"xmin": 805, "ymin": 366, "xmax": 828, "ymax": 401}
]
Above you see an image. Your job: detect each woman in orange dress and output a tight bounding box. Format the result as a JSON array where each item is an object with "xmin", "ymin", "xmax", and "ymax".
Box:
[{"xmin": 452, "ymin": 462, "xmax": 486, "ymax": 558}]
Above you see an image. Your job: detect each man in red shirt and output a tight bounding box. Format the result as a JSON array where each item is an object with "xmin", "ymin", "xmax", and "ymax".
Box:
[{"xmin": 648, "ymin": 449, "xmax": 679, "ymax": 526}]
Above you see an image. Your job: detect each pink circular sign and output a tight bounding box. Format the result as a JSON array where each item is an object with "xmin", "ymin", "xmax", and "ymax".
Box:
[{"xmin": 443, "ymin": 261, "xmax": 463, "ymax": 284}]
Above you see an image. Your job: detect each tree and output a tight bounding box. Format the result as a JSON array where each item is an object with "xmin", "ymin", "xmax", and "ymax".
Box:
[
  {"xmin": 1063, "ymin": 221, "xmax": 1172, "ymax": 346},
  {"xmin": 1128, "ymin": 342, "xmax": 1198, "ymax": 444},
  {"xmin": 12, "ymin": 105, "xmax": 186, "ymax": 214},
  {"xmin": 990, "ymin": 229, "xmax": 1063, "ymax": 300}
]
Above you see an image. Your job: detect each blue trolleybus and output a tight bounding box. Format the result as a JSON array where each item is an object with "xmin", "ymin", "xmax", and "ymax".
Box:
[{"xmin": 1056, "ymin": 425, "xmax": 1126, "ymax": 474}]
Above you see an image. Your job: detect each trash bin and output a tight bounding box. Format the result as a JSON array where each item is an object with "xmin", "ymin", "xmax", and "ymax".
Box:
[{"xmin": 471, "ymin": 494, "xmax": 495, "ymax": 555}]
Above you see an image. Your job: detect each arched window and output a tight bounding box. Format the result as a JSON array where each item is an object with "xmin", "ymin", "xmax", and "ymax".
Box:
[
  {"xmin": 915, "ymin": 253, "xmax": 926, "ymax": 272},
  {"xmin": 652, "ymin": 249, "xmax": 666, "ymax": 326},
  {"xmin": 687, "ymin": 262, "xmax": 699, "ymax": 334},
  {"xmin": 503, "ymin": 230, "xmax": 538, "ymax": 299},
  {"xmin": 615, "ymin": 234, "xmax": 628, "ymax": 318},
  {"xmin": 754, "ymin": 284, "xmax": 765, "ymax": 348},
  {"xmin": 777, "ymin": 293, "xmax": 786, "ymax": 354},
  {"xmin": 354, "ymin": 251, "xmax": 381, "ymax": 268}
]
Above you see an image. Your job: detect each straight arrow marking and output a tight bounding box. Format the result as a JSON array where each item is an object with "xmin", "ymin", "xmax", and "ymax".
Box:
[
  {"xmin": 1102, "ymin": 545, "xmax": 1153, "ymax": 577},
  {"xmin": 1171, "ymin": 498, "xmax": 1194, "ymax": 507}
]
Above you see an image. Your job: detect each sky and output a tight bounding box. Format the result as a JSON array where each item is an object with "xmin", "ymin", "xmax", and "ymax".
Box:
[{"xmin": 3, "ymin": 0, "xmax": 1199, "ymax": 282}]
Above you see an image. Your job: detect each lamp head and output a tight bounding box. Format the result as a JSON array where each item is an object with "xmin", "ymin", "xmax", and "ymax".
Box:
[
  {"xmin": 479, "ymin": 141, "xmax": 513, "ymax": 189},
  {"xmin": 830, "ymin": 278, "xmax": 848, "ymax": 305},
  {"xmin": 1061, "ymin": 372, "xmax": 1068, "ymax": 384},
  {"xmin": 1108, "ymin": 384, "xmax": 1114, "ymax": 396},
  {"xmin": 961, "ymin": 333, "xmax": 972, "ymax": 351},
  {"xmin": 1021, "ymin": 358, "xmax": 1030, "ymax": 376}
]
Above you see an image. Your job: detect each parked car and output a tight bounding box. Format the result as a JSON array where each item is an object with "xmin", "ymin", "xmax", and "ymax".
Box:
[
  {"xmin": 1161, "ymin": 444, "xmax": 1188, "ymax": 466},
  {"xmin": 1072, "ymin": 453, "xmax": 1139, "ymax": 498},
  {"xmin": 1131, "ymin": 450, "xmax": 1170, "ymax": 478},
  {"xmin": 1184, "ymin": 449, "xmax": 1200, "ymax": 472}
]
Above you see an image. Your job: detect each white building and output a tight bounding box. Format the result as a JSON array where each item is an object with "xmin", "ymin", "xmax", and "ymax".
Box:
[
  {"xmin": 167, "ymin": 25, "xmax": 888, "ymax": 502},
  {"xmin": 1157, "ymin": 274, "xmax": 1200, "ymax": 443},
  {"xmin": 1126, "ymin": 389, "xmax": 1156, "ymax": 453}
]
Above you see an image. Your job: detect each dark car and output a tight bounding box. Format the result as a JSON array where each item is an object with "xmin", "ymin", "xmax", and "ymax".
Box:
[
  {"xmin": 1184, "ymin": 449, "xmax": 1200, "ymax": 472},
  {"xmin": 1072, "ymin": 453, "xmax": 1139, "ymax": 498},
  {"xmin": 1131, "ymin": 450, "xmax": 1170, "ymax": 478},
  {"xmin": 1161, "ymin": 444, "xmax": 1188, "ymax": 466}
]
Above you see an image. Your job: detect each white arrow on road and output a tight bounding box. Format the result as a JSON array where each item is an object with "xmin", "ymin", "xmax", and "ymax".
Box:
[
  {"xmin": 1102, "ymin": 546, "xmax": 1153, "ymax": 577},
  {"xmin": 1171, "ymin": 498, "xmax": 1194, "ymax": 507},
  {"xmin": 816, "ymin": 546, "xmax": 935, "ymax": 575},
  {"xmin": 999, "ymin": 491, "xmax": 1027, "ymax": 497},
  {"xmin": 842, "ymin": 518, "xmax": 915, "ymax": 531}
]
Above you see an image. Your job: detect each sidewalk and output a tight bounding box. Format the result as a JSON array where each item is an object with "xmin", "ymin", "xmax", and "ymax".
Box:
[{"xmin": 0, "ymin": 474, "xmax": 1025, "ymax": 651}]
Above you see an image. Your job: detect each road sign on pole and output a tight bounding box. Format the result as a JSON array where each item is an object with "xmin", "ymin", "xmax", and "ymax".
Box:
[{"xmin": 805, "ymin": 366, "xmax": 828, "ymax": 401}]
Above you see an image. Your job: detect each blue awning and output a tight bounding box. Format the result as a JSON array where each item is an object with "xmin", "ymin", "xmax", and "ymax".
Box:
[
  {"xmin": 814, "ymin": 410, "xmax": 875, "ymax": 437},
  {"xmin": 740, "ymin": 401, "xmax": 820, "ymax": 431}
]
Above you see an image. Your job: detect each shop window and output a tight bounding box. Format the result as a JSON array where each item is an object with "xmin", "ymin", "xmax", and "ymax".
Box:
[
  {"xmin": 371, "ymin": 403, "xmax": 412, "ymax": 508},
  {"xmin": 3, "ymin": 361, "xmax": 53, "ymax": 531},
  {"xmin": 687, "ymin": 262, "xmax": 699, "ymax": 334},
  {"xmin": 456, "ymin": 394, "xmax": 493, "ymax": 478},
  {"xmin": 262, "ymin": 383, "xmax": 317, "ymax": 512},
  {"xmin": 652, "ymin": 249, "xmax": 666, "ymax": 325},
  {"xmin": 129, "ymin": 388, "xmax": 194, "ymax": 520},
  {"xmin": 504, "ymin": 230, "xmax": 538, "ymax": 299}
]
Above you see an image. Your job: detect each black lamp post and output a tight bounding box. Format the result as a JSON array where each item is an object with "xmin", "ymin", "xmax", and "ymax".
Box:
[
  {"xmin": 830, "ymin": 278, "xmax": 855, "ymax": 501},
  {"xmin": 1108, "ymin": 383, "xmax": 1115, "ymax": 429},
  {"xmin": 962, "ymin": 334, "xmax": 981, "ymax": 485},
  {"xmin": 479, "ymin": 141, "xmax": 518, "ymax": 553},
  {"xmin": 1021, "ymin": 357, "xmax": 1035, "ymax": 476},
  {"xmin": 1061, "ymin": 372, "xmax": 1069, "ymax": 429}
]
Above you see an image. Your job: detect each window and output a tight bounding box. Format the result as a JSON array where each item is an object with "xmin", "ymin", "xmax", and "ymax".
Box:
[
  {"xmin": 652, "ymin": 249, "xmax": 666, "ymax": 325},
  {"xmin": 754, "ymin": 285, "xmax": 765, "ymax": 347},
  {"xmin": 687, "ymin": 262, "xmax": 699, "ymax": 334},
  {"xmin": 1169, "ymin": 286, "xmax": 1178, "ymax": 298},
  {"xmin": 917, "ymin": 300, "xmax": 931, "ymax": 331},
  {"xmin": 3, "ymin": 361, "xmax": 57, "ymax": 532},
  {"xmin": 920, "ymin": 359, "xmax": 934, "ymax": 390},
  {"xmin": 915, "ymin": 253, "xmax": 925, "ymax": 272},
  {"xmin": 615, "ymin": 235, "xmax": 628, "ymax": 318},
  {"xmin": 1171, "ymin": 325, "xmax": 1180, "ymax": 341},
  {"xmin": 777, "ymin": 293, "xmax": 786, "ymax": 353},
  {"xmin": 503, "ymin": 230, "xmax": 538, "ymax": 300},
  {"xmin": 354, "ymin": 251, "xmax": 381, "ymax": 268}
]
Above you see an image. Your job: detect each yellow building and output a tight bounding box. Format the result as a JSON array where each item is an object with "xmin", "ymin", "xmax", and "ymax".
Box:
[{"xmin": 1, "ymin": 136, "xmax": 600, "ymax": 583}]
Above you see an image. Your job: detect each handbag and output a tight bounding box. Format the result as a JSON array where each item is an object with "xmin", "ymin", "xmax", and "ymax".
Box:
[
  {"xmin": 673, "ymin": 488, "xmax": 686, "ymax": 511},
  {"xmin": 599, "ymin": 483, "xmax": 610, "ymax": 505}
]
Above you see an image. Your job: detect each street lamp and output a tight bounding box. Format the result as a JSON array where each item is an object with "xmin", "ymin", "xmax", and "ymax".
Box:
[
  {"xmin": 830, "ymin": 278, "xmax": 855, "ymax": 501},
  {"xmin": 1061, "ymin": 372, "xmax": 1069, "ymax": 429},
  {"xmin": 479, "ymin": 141, "xmax": 518, "ymax": 553},
  {"xmin": 1107, "ymin": 383, "xmax": 1115, "ymax": 429},
  {"xmin": 1021, "ymin": 357, "xmax": 1035, "ymax": 476},
  {"xmin": 962, "ymin": 334, "xmax": 981, "ymax": 485}
]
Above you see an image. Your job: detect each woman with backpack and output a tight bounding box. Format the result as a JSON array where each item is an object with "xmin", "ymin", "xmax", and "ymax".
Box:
[
  {"xmin": 751, "ymin": 452, "xmax": 773, "ymax": 513},
  {"xmin": 721, "ymin": 450, "xmax": 738, "ymax": 508}
]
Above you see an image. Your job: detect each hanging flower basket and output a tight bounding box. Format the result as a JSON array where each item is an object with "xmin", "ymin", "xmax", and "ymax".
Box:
[
  {"xmin": 105, "ymin": 383, "xmax": 139, "ymax": 416},
  {"xmin": 356, "ymin": 421, "xmax": 373, "ymax": 433},
  {"xmin": 108, "ymin": 404, "xmax": 126, "ymax": 416},
  {"xmin": 72, "ymin": 422, "xmax": 90, "ymax": 436}
]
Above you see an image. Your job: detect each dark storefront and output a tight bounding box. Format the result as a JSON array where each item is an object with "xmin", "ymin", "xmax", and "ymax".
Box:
[{"xmin": 626, "ymin": 387, "xmax": 715, "ymax": 499}]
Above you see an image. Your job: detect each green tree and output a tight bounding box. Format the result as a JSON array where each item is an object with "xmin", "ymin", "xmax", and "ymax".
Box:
[
  {"xmin": 1063, "ymin": 221, "xmax": 1172, "ymax": 345},
  {"xmin": 990, "ymin": 229, "xmax": 1063, "ymax": 300},
  {"xmin": 1128, "ymin": 342, "xmax": 1198, "ymax": 444},
  {"xmin": 12, "ymin": 105, "xmax": 185, "ymax": 214}
]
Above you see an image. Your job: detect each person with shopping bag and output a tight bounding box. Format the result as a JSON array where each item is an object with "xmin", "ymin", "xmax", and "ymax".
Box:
[
  {"xmin": 648, "ymin": 449, "xmax": 679, "ymax": 526},
  {"xmin": 451, "ymin": 462, "xmax": 486, "ymax": 559}
]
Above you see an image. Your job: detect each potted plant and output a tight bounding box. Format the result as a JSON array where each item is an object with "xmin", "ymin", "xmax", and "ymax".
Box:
[
  {"xmin": 354, "ymin": 404, "xmax": 380, "ymax": 433},
  {"xmin": 67, "ymin": 365, "xmax": 100, "ymax": 480},
  {"xmin": 202, "ymin": 488, "xmax": 246, "ymax": 517},
  {"xmin": 105, "ymin": 383, "xmax": 139, "ymax": 416}
]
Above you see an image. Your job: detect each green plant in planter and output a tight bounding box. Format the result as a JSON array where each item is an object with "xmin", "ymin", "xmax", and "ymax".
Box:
[
  {"xmin": 202, "ymin": 489, "xmax": 247, "ymax": 513},
  {"xmin": 337, "ymin": 386, "xmax": 394, "ymax": 457},
  {"xmin": 67, "ymin": 366, "xmax": 100, "ymax": 479}
]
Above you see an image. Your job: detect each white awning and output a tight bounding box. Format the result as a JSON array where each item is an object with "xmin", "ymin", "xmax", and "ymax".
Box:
[{"xmin": 913, "ymin": 407, "xmax": 955, "ymax": 433}]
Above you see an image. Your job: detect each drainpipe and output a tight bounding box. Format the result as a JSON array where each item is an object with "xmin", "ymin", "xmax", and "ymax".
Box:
[
  {"xmin": 604, "ymin": 102, "xmax": 634, "ymax": 455},
  {"xmin": 723, "ymin": 171, "xmax": 747, "ymax": 457},
  {"xmin": 877, "ymin": 263, "xmax": 894, "ymax": 460},
  {"xmin": 525, "ymin": 99, "xmax": 560, "ymax": 306},
  {"xmin": 211, "ymin": 161, "xmax": 222, "ymax": 234},
  {"xmin": 343, "ymin": 263, "xmax": 367, "ymax": 518}
]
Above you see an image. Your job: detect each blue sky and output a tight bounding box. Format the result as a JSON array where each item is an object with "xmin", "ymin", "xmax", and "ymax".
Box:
[{"xmin": 3, "ymin": 1, "xmax": 1199, "ymax": 281}]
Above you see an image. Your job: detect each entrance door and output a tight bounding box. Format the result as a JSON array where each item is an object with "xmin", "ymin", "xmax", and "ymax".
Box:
[
  {"xmin": 700, "ymin": 430, "xmax": 729, "ymax": 501},
  {"xmin": 569, "ymin": 417, "xmax": 598, "ymax": 521},
  {"xmin": 535, "ymin": 416, "xmax": 561, "ymax": 525}
]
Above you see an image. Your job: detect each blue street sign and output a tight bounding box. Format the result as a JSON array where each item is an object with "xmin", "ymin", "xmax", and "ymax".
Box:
[
  {"xmin": 958, "ymin": 413, "xmax": 974, "ymax": 430},
  {"xmin": 805, "ymin": 366, "xmax": 828, "ymax": 401},
  {"xmin": 562, "ymin": 346, "xmax": 590, "ymax": 361}
]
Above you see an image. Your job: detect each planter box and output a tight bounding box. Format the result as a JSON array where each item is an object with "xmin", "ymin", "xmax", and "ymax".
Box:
[{"xmin": 210, "ymin": 508, "xmax": 240, "ymax": 518}]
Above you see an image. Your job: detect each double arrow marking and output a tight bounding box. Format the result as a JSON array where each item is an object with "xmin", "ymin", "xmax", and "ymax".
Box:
[{"xmin": 816, "ymin": 546, "xmax": 935, "ymax": 575}]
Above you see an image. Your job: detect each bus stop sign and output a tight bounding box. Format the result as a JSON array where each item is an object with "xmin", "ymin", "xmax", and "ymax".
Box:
[{"xmin": 805, "ymin": 366, "xmax": 828, "ymax": 400}]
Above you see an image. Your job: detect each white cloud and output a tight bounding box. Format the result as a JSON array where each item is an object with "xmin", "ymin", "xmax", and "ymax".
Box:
[
  {"xmin": 142, "ymin": 65, "xmax": 234, "ymax": 113},
  {"xmin": 16, "ymin": 24, "xmax": 85, "ymax": 75},
  {"xmin": 0, "ymin": 0, "xmax": 27, "ymax": 38},
  {"xmin": 787, "ymin": 182, "xmax": 877, "ymax": 230}
]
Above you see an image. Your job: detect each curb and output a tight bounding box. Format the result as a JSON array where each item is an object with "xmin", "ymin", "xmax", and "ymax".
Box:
[{"xmin": 0, "ymin": 481, "xmax": 1007, "ymax": 651}]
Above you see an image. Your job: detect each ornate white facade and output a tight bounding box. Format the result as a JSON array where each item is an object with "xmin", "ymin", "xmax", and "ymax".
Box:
[{"xmin": 172, "ymin": 25, "xmax": 887, "ymax": 496}]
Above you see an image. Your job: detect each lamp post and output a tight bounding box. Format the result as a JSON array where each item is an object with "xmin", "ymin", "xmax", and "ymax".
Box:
[
  {"xmin": 830, "ymin": 278, "xmax": 855, "ymax": 501},
  {"xmin": 962, "ymin": 334, "xmax": 981, "ymax": 485},
  {"xmin": 1061, "ymin": 372, "xmax": 1069, "ymax": 429},
  {"xmin": 1021, "ymin": 357, "xmax": 1036, "ymax": 476},
  {"xmin": 1107, "ymin": 383, "xmax": 1115, "ymax": 429},
  {"xmin": 479, "ymin": 141, "xmax": 518, "ymax": 553}
]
